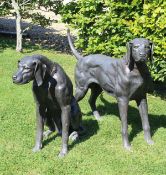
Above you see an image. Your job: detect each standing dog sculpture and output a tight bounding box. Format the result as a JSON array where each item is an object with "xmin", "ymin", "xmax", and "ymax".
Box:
[
  {"xmin": 67, "ymin": 29, "xmax": 154, "ymax": 150},
  {"xmin": 12, "ymin": 55, "xmax": 82, "ymax": 157}
]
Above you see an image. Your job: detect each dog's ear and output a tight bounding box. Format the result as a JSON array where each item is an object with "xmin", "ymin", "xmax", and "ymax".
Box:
[
  {"xmin": 34, "ymin": 60, "xmax": 46, "ymax": 86},
  {"xmin": 149, "ymin": 40, "xmax": 154, "ymax": 63},
  {"xmin": 126, "ymin": 41, "xmax": 134, "ymax": 71},
  {"xmin": 17, "ymin": 60, "xmax": 20, "ymax": 67}
]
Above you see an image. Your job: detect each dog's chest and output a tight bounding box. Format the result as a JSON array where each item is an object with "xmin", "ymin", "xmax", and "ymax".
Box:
[
  {"xmin": 129, "ymin": 70, "xmax": 144, "ymax": 98},
  {"xmin": 34, "ymin": 80, "xmax": 60, "ymax": 109},
  {"xmin": 115, "ymin": 66, "xmax": 144, "ymax": 98},
  {"xmin": 47, "ymin": 81, "xmax": 60, "ymax": 107}
]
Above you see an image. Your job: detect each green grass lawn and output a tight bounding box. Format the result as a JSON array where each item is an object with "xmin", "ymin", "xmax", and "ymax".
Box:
[{"xmin": 0, "ymin": 39, "xmax": 166, "ymax": 175}]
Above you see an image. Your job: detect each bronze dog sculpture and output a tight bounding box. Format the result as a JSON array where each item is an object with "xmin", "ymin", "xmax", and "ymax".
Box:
[
  {"xmin": 67, "ymin": 29, "xmax": 154, "ymax": 150},
  {"xmin": 12, "ymin": 55, "xmax": 83, "ymax": 157}
]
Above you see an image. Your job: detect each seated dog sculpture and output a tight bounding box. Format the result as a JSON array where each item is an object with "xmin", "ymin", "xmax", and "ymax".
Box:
[
  {"xmin": 12, "ymin": 55, "xmax": 82, "ymax": 157},
  {"xmin": 67, "ymin": 28, "xmax": 154, "ymax": 150}
]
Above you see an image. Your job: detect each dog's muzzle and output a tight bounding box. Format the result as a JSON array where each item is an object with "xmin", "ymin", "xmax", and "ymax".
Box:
[
  {"xmin": 12, "ymin": 74, "xmax": 22, "ymax": 84},
  {"xmin": 12, "ymin": 73, "xmax": 30, "ymax": 84},
  {"xmin": 12, "ymin": 75, "xmax": 17, "ymax": 82}
]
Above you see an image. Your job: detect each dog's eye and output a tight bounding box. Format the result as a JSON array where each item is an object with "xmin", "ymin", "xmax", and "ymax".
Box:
[
  {"xmin": 134, "ymin": 46, "xmax": 139, "ymax": 49},
  {"xmin": 145, "ymin": 45, "xmax": 150, "ymax": 49},
  {"xmin": 24, "ymin": 66, "xmax": 31, "ymax": 70}
]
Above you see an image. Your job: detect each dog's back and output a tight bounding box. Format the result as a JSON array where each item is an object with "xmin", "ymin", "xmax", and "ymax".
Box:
[{"xmin": 75, "ymin": 54, "xmax": 130, "ymax": 96}]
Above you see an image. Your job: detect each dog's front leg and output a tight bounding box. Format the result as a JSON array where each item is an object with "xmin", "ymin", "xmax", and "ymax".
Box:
[
  {"xmin": 58, "ymin": 105, "xmax": 70, "ymax": 158},
  {"xmin": 32, "ymin": 105, "xmax": 44, "ymax": 152},
  {"xmin": 118, "ymin": 98, "xmax": 131, "ymax": 150},
  {"xmin": 136, "ymin": 98, "xmax": 154, "ymax": 145}
]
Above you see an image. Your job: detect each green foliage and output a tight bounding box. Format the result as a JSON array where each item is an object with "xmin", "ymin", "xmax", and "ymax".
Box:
[
  {"xmin": 150, "ymin": 58, "xmax": 166, "ymax": 82},
  {"xmin": 60, "ymin": 0, "xmax": 166, "ymax": 82},
  {"xmin": 0, "ymin": 2, "xmax": 11, "ymax": 16}
]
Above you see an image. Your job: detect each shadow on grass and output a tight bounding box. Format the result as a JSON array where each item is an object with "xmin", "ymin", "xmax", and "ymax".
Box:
[
  {"xmin": 0, "ymin": 35, "xmax": 49, "ymax": 53},
  {"xmin": 42, "ymin": 133, "xmax": 59, "ymax": 148},
  {"xmin": 85, "ymin": 95, "xmax": 166, "ymax": 142},
  {"xmin": 153, "ymin": 82, "xmax": 166, "ymax": 100},
  {"xmin": 0, "ymin": 18, "xmax": 71, "ymax": 53},
  {"xmin": 69, "ymin": 119, "xmax": 99, "ymax": 150},
  {"xmin": 0, "ymin": 35, "xmax": 16, "ymax": 51},
  {"xmin": 42, "ymin": 119, "xmax": 99, "ymax": 151},
  {"xmin": 42, "ymin": 92, "xmax": 166, "ymax": 150},
  {"xmin": 0, "ymin": 35, "xmax": 41, "ymax": 53}
]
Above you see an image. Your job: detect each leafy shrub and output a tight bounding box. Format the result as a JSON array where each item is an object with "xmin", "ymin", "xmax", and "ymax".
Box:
[
  {"xmin": 150, "ymin": 58, "xmax": 166, "ymax": 82},
  {"xmin": 60, "ymin": 0, "xmax": 166, "ymax": 82}
]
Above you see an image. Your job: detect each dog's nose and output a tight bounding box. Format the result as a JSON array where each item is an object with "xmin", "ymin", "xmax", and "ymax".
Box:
[
  {"xmin": 139, "ymin": 53, "xmax": 146, "ymax": 57},
  {"xmin": 12, "ymin": 75, "xmax": 17, "ymax": 80}
]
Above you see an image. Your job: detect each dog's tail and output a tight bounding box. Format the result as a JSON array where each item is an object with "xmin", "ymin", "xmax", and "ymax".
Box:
[{"xmin": 67, "ymin": 28, "xmax": 83, "ymax": 60}]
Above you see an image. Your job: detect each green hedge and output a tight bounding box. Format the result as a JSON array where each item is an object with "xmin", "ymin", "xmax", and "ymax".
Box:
[{"xmin": 60, "ymin": 0, "xmax": 166, "ymax": 82}]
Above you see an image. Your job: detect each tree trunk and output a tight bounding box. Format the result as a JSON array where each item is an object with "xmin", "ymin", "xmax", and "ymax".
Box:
[
  {"xmin": 11, "ymin": 0, "xmax": 23, "ymax": 52},
  {"xmin": 16, "ymin": 12, "xmax": 22, "ymax": 52}
]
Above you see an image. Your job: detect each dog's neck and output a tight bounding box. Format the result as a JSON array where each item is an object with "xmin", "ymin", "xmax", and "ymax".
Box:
[
  {"xmin": 134, "ymin": 63, "xmax": 153, "ymax": 88},
  {"xmin": 135, "ymin": 62, "xmax": 151, "ymax": 79},
  {"xmin": 38, "ymin": 56, "xmax": 57, "ymax": 76},
  {"xmin": 134, "ymin": 62, "xmax": 154, "ymax": 92},
  {"xmin": 49, "ymin": 63, "xmax": 57, "ymax": 77}
]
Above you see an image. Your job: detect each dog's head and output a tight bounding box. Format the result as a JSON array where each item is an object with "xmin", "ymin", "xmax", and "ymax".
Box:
[
  {"xmin": 12, "ymin": 55, "xmax": 46, "ymax": 86},
  {"xmin": 126, "ymin": 38, "xmax": 153, "ymax": 70}
]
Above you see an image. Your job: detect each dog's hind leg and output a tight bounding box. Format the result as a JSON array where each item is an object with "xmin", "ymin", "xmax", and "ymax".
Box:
[
  {"xmin": 69, "ymin": 131, "xmax": 79, "ymax": 141},
  {"xmin": 43, "ymin": 109, "xmax": 61, "ymax": 138},
  {"xmin": 75, "ymin": 86, "xmax": 88, "ymax": 102},
  {"xmin": 43, "ymin": 130, "xmax": 53, "ymax": 138},
  {"xmin": 88, "ymin": 84, "xmax": 102, "ymax": 120}
]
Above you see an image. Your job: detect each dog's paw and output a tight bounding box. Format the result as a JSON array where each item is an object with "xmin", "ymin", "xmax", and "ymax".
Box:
[
  {"xmin": 32, "ymin": 145, "xmax": 42, "ymax": 152},
  {"xmin": 69, "ymin": 131, "xmax": 79, "ymax": 142},
  {"xmin": 93, "ymin": 111, "xmax": 102, "ymax": 121},
  {"xmin": 43, "ymin": 130, "xmax": 53, "ymax": 138},
  {"xmin": 58, "ymin": 149, "xmax": 68, "ymax": 158}
]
